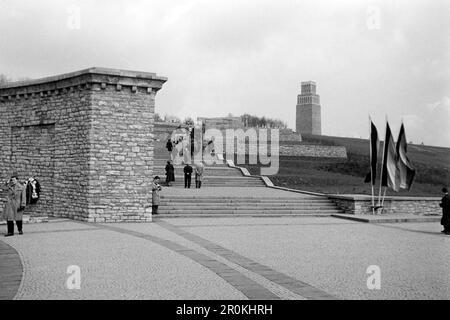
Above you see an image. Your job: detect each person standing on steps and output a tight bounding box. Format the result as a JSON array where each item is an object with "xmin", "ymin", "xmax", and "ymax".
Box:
[
  {"xmin": 439, "ymin": 187, "xmax": 450, "ymax": 234},
  {"xmin": 2, "ymin": 173, "xmax": 26, "ymax": 237},
  {"xmin": 195, "ymin": 162, "xmax": 204, "ymax": 189},
  {"xmin": 165, "ymin": 160, "xmax": 175, "ymax": 187},
  {"xmin": 184, "ymin": 163, "xmax": 193, "ymax": 189},
  {"xmin": 166, "ymin": 138, "xmax": 173, "ymax": 161},
  {"xmin": 151, "ymin": 176, "xmax": 162, "ymax": 215}
]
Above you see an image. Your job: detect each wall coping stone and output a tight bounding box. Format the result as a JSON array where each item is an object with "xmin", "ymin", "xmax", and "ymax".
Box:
[{"xmin": 0, "ymin": 67, "xmax": 167, "ymax": 97}]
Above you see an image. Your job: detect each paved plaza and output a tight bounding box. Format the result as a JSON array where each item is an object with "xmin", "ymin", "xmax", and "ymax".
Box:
[{"xmin": 1, "ymin": 216, "xmax": 449, "ymax": 300}]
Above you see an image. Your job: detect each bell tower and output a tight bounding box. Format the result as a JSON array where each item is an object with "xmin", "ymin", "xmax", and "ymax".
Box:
[{"xmin": 296, "ymin": 81, "xmax": 321, "ymax": 135}]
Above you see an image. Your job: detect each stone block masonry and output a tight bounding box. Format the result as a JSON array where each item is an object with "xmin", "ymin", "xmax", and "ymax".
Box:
[
  {"xmin": 279, "ymin": 145, "xmax": 347, "ymax": 158},
  {"xmin": 0, "ymin": 68, "xmax": 166, "ymax": 222},
  {"xmin": 329, "ymin": 195, "xmax": 441, "ymax": 216}
]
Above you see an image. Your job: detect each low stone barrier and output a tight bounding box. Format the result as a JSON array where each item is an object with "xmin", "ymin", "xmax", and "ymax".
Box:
[{"xmin": 329, "ymin": 194, "xmax": 442, "ymax": 216}]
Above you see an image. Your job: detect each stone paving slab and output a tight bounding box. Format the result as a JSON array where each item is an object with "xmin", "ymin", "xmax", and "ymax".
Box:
[{"xmin": 332, "ymin": 214, "xmax": 442, "ymax": 223}]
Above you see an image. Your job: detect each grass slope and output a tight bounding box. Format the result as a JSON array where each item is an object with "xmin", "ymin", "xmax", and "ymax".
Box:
[{"xmin": 243, "ymin": 134, "xmax": 450, "ymax": 197}]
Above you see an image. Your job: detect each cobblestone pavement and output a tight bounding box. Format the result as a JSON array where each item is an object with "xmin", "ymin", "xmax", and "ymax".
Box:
[{"xmin": 1, "ymin": 217, "xmax": 449, "ymax": 299}]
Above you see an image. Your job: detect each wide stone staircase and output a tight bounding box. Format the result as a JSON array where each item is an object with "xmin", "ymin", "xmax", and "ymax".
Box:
[
  {"xmin": 158, "ymin": 193, "xmax": 343, "ymax": 216},
  {"xmin": 152, "ymin": 128, "xmax": 344, "ymax": 217}
]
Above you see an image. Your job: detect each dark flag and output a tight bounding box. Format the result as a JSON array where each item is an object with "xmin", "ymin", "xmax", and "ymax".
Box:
[
  {"xmin": 364, "ymin": 120, "xmax": 379, "ymax": 185},
  {"xmin": 381, "ymin": 121, "xmax": 398, "ymax": 191},
  {"xmin": 395, "ymin": 123, "xmax": 416, "ymax": 190}
]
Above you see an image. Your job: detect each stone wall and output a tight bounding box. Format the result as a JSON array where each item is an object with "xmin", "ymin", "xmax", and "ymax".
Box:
[
  {"xmin": 279, "ymin": 145, "xmax": 347, "ymax": 158},
  {"xmin": 329, "ymin": 195, "xmax": 441, "ymax": 215},
  {"xmin": 0, "ymin": 68, "xmax": 166, "ymax": 222}
]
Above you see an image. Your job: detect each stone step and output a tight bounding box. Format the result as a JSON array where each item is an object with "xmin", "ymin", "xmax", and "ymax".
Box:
[
  {"xmin": 160, "ymin": 196, "xmax": 326, "ymax": 201},
  {"xmin": 157, "ymin": 209, "xmax": 343, "ymax": 214},
  {"xmin": 164, "ymin": 183, "xmax": 265, "ymax": 187},
  {"xmin": 159, "ymin": 178, "xmax": 265, "ymax": 186},
  {"xmin": 156, "ymin": 173, "xmax": 244, "ymax": 178},
  {"xmin": 159, "ymin": 205, "xmax": 338, "ymax": 211},
  {"xmin": 159, "ymin": 175, "xmax": 261, "ymax": 180},
  {"xmin": 159, "ymin": 200, "xmax": 334, "ymax": 205},
  {"xmin": 154, "ymin": 168, "xmax": 242, "ymax": 176},
  {"xmin": 153, "ymin": 213, "xmax": 333, "ymax": 218},
  {"xmin": 164, "ymin": 180, "xmax": 264, "ymax": 184},
  {"xmin": 153, "ymin": 161, "xmax": 229, "ymax": 168}
]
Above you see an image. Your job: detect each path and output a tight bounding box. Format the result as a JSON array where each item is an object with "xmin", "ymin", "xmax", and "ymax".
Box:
[{"xmin": 1, "ymin": 217, "xmax": 449, "ymax": 300}]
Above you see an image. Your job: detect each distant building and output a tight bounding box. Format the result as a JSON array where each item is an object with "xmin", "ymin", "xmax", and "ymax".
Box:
[
  {"xmin": 296, "ymin": 81, "xmax": 321, "ymax": 135},
  {"xmin": 197, "ymin": 116, "xmax": 244, "ymax": 131}
]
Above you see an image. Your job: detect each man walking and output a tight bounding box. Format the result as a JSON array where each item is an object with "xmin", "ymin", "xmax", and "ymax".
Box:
[
  {"xmin": 184, "ymin": 163, "xmax": 193, "ymax": 189},
  {"xmin": 439, "ymin": 187, "xmax": 450, "ymax": 234}
]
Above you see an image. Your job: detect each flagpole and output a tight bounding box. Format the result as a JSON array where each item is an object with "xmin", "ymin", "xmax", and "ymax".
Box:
[
  {"xmin": 369, "ymin": 115, "xmax": 375, "ymax": 214},
  {"xmin": 377, "ymin": 116, "xmax": 387, "ymax": 209},
  {"xmin": 371, "ymin": 185, "xmax": 375, "ymax": 214},
  {"xmin": 380, "ymin": 187, "xmax": 387, "ymax": 214}
]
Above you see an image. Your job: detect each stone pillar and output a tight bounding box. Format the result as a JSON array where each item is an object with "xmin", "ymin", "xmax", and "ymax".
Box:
[{"xmin": 0, "ymin": 68, "xmax": 166, "ymax": 222}]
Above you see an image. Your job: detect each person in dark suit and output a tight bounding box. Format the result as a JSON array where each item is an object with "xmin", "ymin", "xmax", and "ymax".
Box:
[
  {"xmin": 184, "ymin": 164, "xmax": 193, "ymax": 188},
  {"xmin": 166, "ymin": 139, "xmax": 173, "ymax": 161},
  {"xmin": 440, "ymin": 187, "xmax": 450, "ymax": 234},
  {"xmin": 165, "ymin": 161, "xmax": 175, "ymax": 186}
]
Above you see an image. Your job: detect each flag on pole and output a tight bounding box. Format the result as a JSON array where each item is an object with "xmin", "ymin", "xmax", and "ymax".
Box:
[
  {"xmin": 395, "ymin": 123, "xmax": 416, "ymax": 190},
  {"xmin": 381, "ymin": 121, "xmax": 398, "ymax": 191},
  {"xmin": 364, "ymin": 119, "xmax": 379, "ymax": 185}
]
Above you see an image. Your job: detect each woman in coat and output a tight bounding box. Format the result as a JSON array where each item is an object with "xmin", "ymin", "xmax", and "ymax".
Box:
[
  {"xmin": 2, "ymin": 173, "xmax": 26, "ymax": 236},
  {"xmin": 165, "ymin": 161, "xmax": 175, "ymax": 186}
]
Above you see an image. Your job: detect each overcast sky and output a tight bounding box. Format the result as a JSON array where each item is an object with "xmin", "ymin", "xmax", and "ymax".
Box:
[{"xmin": 1, "ymin": 0, "xmax": 449, "ymax": 147}]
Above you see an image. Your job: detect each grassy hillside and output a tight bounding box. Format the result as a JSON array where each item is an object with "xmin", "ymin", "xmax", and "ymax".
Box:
[{"xmin": 242, "ymin": 134, "xmax": 450, "ymax": 197}]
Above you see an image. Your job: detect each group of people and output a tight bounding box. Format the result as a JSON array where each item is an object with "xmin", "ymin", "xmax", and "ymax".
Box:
[
  {"xmin": 164, "ymin": 160, "xmax": 205, "ymax": 189},
  {"xmin": 151, "ymin": 161, "xmax": 206, "ymax": 215}
]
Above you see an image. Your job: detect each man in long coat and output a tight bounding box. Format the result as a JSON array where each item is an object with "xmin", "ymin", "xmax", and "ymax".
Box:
[
  {"xmin": 165, "ymin": 161, "xmax": 175, "ymax": 186},
  {"xmin": 2, "ymin": 173, "xmax": 26, "ymax": 236},
  {"xmin": 195, "ymin": 162, "xmax": 204, "ymax": 189},
  {"xmin": 440, "ymin": 187, "xmax": 450, "ymax": 234},
  {"xmin": 151, "ymin": 176, "xmax": 162, "ymax": 215}
]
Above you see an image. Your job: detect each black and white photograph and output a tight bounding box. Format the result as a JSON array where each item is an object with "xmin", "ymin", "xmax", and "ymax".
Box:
[{"xmin": 0, "ymin": 0, "xmax": 449, "ymax": 310}]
